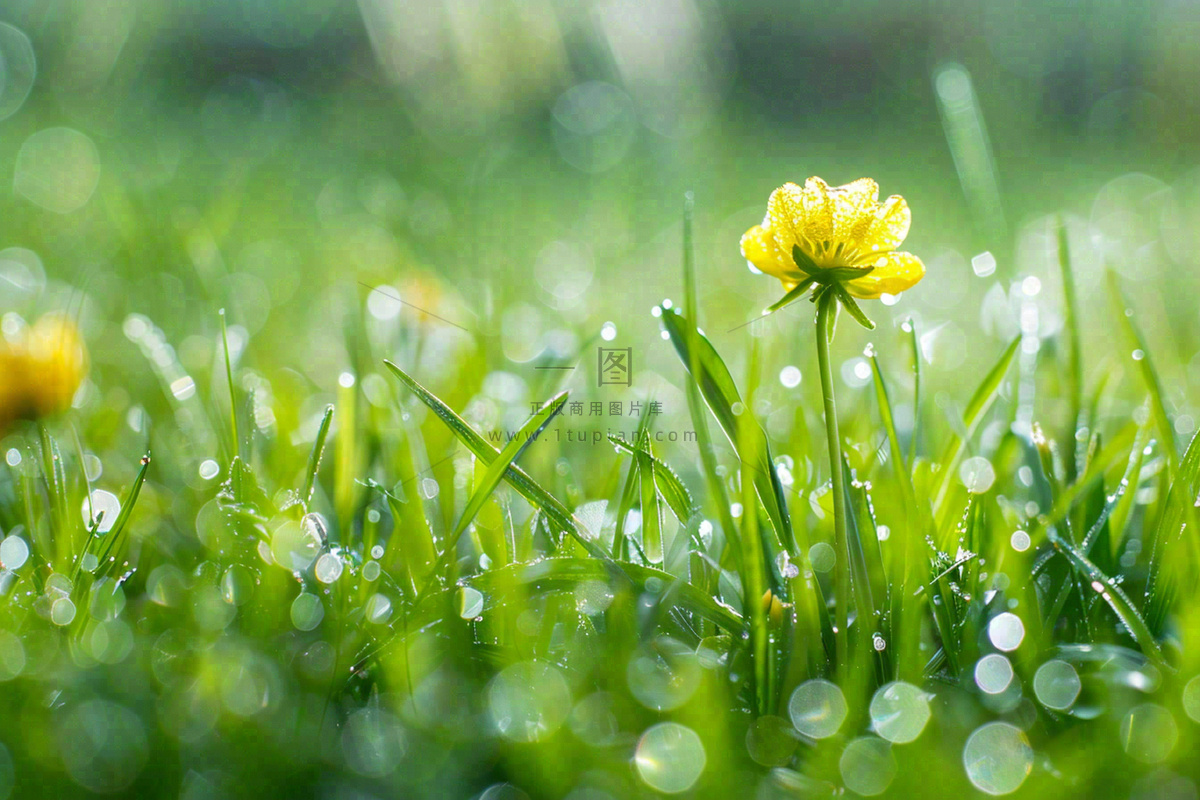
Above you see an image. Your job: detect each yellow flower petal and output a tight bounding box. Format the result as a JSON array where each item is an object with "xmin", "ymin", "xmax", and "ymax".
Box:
[
  {"xmin": 845, "ymin": 251, "xmax": 925, "ymax": 299},
  {"xmin": 765, "ymin": 182, "xmax": 814, "ymax": 259},
  {"xmin": 829, "ymin": 178, "xmax": 879, "ymax": 243},
  {"xmin": 740, "ymin": 223, "xmax": 800, "ymax": 284},
  {"xmin": 797, "ymin": 177, "xmax": 835, "ymax": 243},
  {"xmin": 854, "ymin": 194, "xmax": 911, "ymax": 257},
  {"xmin": 25, "ymin": 314, "xmax": 88, "ymax": 417}
]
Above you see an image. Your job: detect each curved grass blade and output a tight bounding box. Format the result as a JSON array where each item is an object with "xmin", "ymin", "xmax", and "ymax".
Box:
[
  {"xmin": 1107, "ymin": 272, "xmax": 1175, "ymax": 467},
  {"xmin": 382, "ymin": 361, "xmax": 610, "ymax": 563},
  {"xmin": 636, "ymin": 436, "xmax": 664, "ymax": 564},
  {"xmin": 680, "ymin": 193, "xmax": 741, "ymax": 591},
  {"xmin": 932, "ymin": 336, "xmax": 1020, "ymax": 509},
  {"xmin": 416, "ymin": 392, "xmax": 570, "ymax": 601},
  {"xmin": 1145, "ymin": 428, "xmax": 1200, "ymax": 633},
  {"xmin": 302, "ymin": 404, "xmax": 334, "ymax": 514},
  {"xmin": 906, "ymin": 319, "xmax": 922, "ymax": 466},
  {"xmin": 219, "ymin": 308, "xmax": 240, "ymax": 460},
  {"xmin": 737, "ymin": 411, "xmax": 770, "ymax": 714},
  {"xmin": 658, "ymin": 308, "xmax": 794, "ymax": 556},
  {"xmin": 467, "ymin": 557, "xmax": 741, "ymax": 632},
  {"xmin": 89, "ymin": 453, "xmax": 151, "ymax": 580},
  {"xmin": 1057, "ymin": 221, "xmax": 1084, "ymax": 480},
  {"xmin": 609, "ymin": 435, "xmax": 695, "ymax": 526},
  {"xmin": 1049, "ymin": 530, "xmax": 1166, "ymax": 667},
  {"xmin": 867, "ymin": 347, "xmax": 932, "ymax": 679}
]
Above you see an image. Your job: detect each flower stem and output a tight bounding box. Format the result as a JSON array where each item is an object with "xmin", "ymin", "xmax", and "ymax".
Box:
[{"xmin": 814, "ymin": 288, "xmax": 850, "ymax": 677}]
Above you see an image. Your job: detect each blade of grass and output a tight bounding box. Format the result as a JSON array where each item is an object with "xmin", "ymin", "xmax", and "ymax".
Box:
[
  {"xmin": 415, "ymin": 391, "xmax": 570, "ymax": 602},
  {"xmin": 609, "ymin": 435, "xmax": 695, "ymax": 526},
  {"xmin": 932, "ymin": 336, "xmax": 1020, "ymax": 510},
  {"xmin": 680, "ymin": 194, "xmax": 740, "ymax": 573},
  {"xmin": 906, "ymin": 319, "xmax": 922, "ymax": 467},
  {"xmin": 658, "ymin": 308, "xmax": 794, "ymax": 558},
  {"xmin": 1057, "ymin": 221, "xmax": 1084, "ymax": 481},
  {"xmin": 1107, "ymin": 272, "xmax": 1175, "ymax": 468},
  {"xmin": 1145, "ymin": 429, "xmax": 1200, "ymax": 634},
  {"xmin": 382, "ymin": 360, "xmax": 612, "ymax": 563},
  {"xmin": 867, "ymin": 346, "xmax": 931, "ymax": 680},
  {"xmin": 302, "ymin": 404, "xmax": 334, "ymax": 515},
  {"xmin": 219, "ymin": 308, "xmax": 240, "ymax": 461},
  {"xmin": 90, "ymin": 453, "xmax": 151, "ymax": 580},
  {"xmin": 739, "ymin": 410, "xmax": 771, "ymax": 716},
  {"xmin": 1049, "ymin": 529, "xmax": 1166, "ymax": 667},
  {"xmin": 636, "ymin": 434, "xmax": 664, "ymax": 564},
  {"xmin": 467, "ymin": 557, "xmax": 742, "ymax": 632}
]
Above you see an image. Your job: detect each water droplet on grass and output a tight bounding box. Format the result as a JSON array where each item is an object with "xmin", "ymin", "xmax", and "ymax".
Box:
[
  {"xmin": 365, "ymin": 593, "xmax": 391, "ymax": 624},
  {"xmin": 290, "ymin": 592, "xmax": 323, "ymax": 631},
  {"xmin": 635, "ymin": 722, "xmax": 705, "ymax": 794},
  {"xmin": 960, "ymin": 457, "xmax": 996, "ymax": 493},
  {"xmin": 311, "ymin": 552, "xmax": 341, "ymax": 583},
  {"xmin": 51, "ymin": 597, "xmax": 76, "ymax": 626},
  {"xmin": 342, "ymin": 708, "xmax": 406, "ymax": 777},
  {"xmin": 745, "ymin": 715, "xmax": 796, "ymax": 767},
  {"xmin": 1182, "ymin": 676, "xmax": 1200, "ymax": 723},
  {"xmin": 988, "ymin": 612, "xmax": 1025, "ymax": 651},
  {"xmin": 1120, "ymin": 704, "xmax": 1177, "ymax": 763},
  {"xmin": 1033, "ymin": 660, "xmax": 1081, "ymax": 710},
  {"xmin": 488, "ymin": 661, "xmax": 572, "ymax": 743},
  {"xmin": 0, "ymin": 536, "xmax": 29, "ymax": 570},
  {"xmin": 840, "ymin": 737, "xmax": 896, "ymax": 796},
  {"xmin": 869, "ymin": 682, "xmax": 931, "ymax": 744},
  {"xmin": 963, "ymin": 722, "xmax": 1032, "ymax": 795},
  {"xmin": 808, "ymin": 542, "xmax": 836, "ymax": 574},
  {"xmin": 788, "ymin": 679, "xmax": 846, "ymax": 740},
  {"xmin": 459, "ymin": 587, "xmax": 484, "ymax": 619},
  {"xmin": 975, "ymin": 654, "xmax": 1014, "ymax": 694}
]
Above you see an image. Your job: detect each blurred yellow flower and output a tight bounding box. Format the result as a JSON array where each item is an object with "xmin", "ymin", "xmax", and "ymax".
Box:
[
  {"xmin": 740, "ymin": 177, "xmax": 925, "ymax": 299},
  {"xmin": 0, "ymin": 313, "xmax": 88, "ymax": 433}
]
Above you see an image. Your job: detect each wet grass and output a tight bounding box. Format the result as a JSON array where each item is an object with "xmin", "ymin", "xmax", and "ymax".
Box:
[{"xmin": 5, "ymin": 175, "xmax": 1200, "ymax": 800}]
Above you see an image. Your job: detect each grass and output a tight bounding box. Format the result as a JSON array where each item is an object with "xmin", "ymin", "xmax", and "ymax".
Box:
[
  {"xmin": 1, "ymin": 19, "xmax": 1200, "ymax": 792},
  {"xmin": 5, "ymin": 187, "xmax": 1200, "ymax": 800}
]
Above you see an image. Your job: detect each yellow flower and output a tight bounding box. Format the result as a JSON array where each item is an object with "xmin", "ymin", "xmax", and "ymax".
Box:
[
  {"xmin": 0, "ymin": 313, "xmax": 88, "ymax": 433},
  {"xmin": 740, "ymin": 177, "xmax": 924, "ymax": 300}
]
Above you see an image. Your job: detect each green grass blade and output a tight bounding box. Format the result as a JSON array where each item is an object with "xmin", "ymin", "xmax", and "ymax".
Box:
[
  {"xmin": 466, "ymin": 557, "xmax": 742, "ymax": 633},
  {"xmin": 679, "ymin": 194, "xmax": 740, "ymax": 571},
  {"xmin": 658, "ymin": 308, "xmax": 794, "ymax": 557},
  {"xmin": 219, "ymin": 308, "xmax": 240, "ymax": 460},
  {"xmin": 1050, "ymin": 530, "xmax": 1165, "ymax": 667},
  {"xmin": 1057, "ymin": 221, "xmax": 1084, "ymax": 479},
  {"xmin": 637, "ymin": 436, "xmax": 664, "ymax": 565},
  {"xmin": 1107, "ymin": 272, "xmax": 1175, "ymax": 467},
  {"xmin": 906, "ymin": 319, "xmax": 922, "ymax": 466},
  {"xmin": 302, "ymin": 404, "xmax": 334, "ymax": 514},
  {"xmin": 382, "ymin": 360, "xmax": 611, "ymax": 562},
  {"xmin": 1109, "ymin": 422, "xmax": 1151, "ymax": 556},
  {"xmin": 1145, "ymin": 429, "xmax": 1200, "ymax": 633},
  {"xmin": 932, "ymin": 336, "xmax": 1020, "ymax": 509},
  {"xmin": 738, "ymin": 411, "xmax": 771, "ymax": 715},
  {"xmin": 420, "ymin": 391, "xmax": 570, "ymax": 595},
  {"xmin": 90, "ymin": 453, "xmax": 151, "ymax": 579},
  {"xmin": 608, "ymin": 436, "xmax": 695, "ymax": 526}
]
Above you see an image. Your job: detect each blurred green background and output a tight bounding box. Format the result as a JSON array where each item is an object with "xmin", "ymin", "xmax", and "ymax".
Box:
[
  {"xmin": 5, "ymin": 1, "xmax": 1200, "ymax": 799},
  {"xmin": 4, "ymin": 0, "xmax": 1200, "ymax": 386}
]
